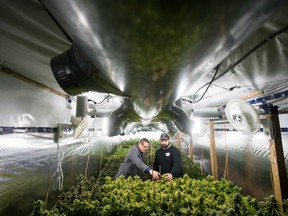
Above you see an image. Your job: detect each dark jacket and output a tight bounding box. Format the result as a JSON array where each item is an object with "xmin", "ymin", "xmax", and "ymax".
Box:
[
  {"xmin": 153, "ymin": 145, "xmax": 183, "ymax": 178},
  {"xmin": 115, "ymin": 145, "xmax": 149, "ymax": 179}
]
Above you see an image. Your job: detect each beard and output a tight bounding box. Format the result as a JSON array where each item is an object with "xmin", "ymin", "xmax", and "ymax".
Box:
[{"xmin": 161, "ymin": 143, "xmax": 169, "ymax": 149}]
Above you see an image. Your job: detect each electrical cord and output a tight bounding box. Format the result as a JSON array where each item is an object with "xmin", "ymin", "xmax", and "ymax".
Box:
[
  {"xmin": 192, "ymin": 64, "xmax": 221, "ymax": 103},
  {"xmin": 52, "ymin": 141, "xmax": 65, "ymax": 191},
  {"xmin": 210, "ymin": 77, "xmax": 288, "ymax": 92},
  {"xmin": 190, "ymin": 25, "xmax": 288, "ymax": 103},
  {"xmin": 88, "ymin": 95, "xmax": 112, "ymax": 105},
  {"xmin": 211, "ymin": 83, "xmax": 230, "ymax": 90}
]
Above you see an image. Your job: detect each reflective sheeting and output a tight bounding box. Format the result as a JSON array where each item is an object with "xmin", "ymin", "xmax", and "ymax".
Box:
[
  {"xmin": 0, "ymin": 134, "xmax": 121, "ymax": 216},
  {"xmin": 192, "ymin": 127, "xmax": 288, "ymax": 200}
]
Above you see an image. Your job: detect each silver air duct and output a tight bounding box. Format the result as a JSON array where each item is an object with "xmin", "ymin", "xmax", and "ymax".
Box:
[
  {"xmin": 107, "ymin": 99, "xmax": 141, "ymax": 137},
  {"xmin": 190, "ymin": 108, "xmax": 224, "ymax": 119},
  {"xmin": 41, "ymin": 0, "xmax": 284, "ymax": 136},
  {"xmin": 168, "ymin": 104, "xmax": 195, "ymax": 136},
  {"xmin": 76, "ymin": 96, "xmax": 88, "ymax": 118},
  {"xmin": 157, "ymin": 118, "xmax": 178, "ymax": 135},
  {"xmin": 51, "ymin": 45, "xmax": 124, "ymax": 96}
]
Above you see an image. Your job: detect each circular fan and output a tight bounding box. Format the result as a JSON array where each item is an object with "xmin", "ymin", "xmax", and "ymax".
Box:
[{"xmin": 225, "ymin": 99, "xmax": 260, "ymax": 134}]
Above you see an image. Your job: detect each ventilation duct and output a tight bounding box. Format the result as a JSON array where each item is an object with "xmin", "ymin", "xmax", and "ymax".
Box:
[
  {"xmin": 190, "ymin": 108, "xmax": 224, "ymax": 119},
  {"xmin": 107, "ymin": 99, "xmax": 141, "ymax": 137},
  {"xmin": 50, "ymin": 45, "xmax": 124, "ymax": 96},
  {"xmin": 166, "ymin": 104, "xmax": 194, "ymax": 136},
  {"xmin": 157, "ymin": 118, "xmax": 178, "ymax": 136},
  {"xmin": 76, "ymin": 96, "xmax": 88, "ymax": 118}
]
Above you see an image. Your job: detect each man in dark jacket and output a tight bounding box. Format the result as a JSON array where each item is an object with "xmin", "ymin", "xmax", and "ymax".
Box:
[
  {"xmin": 153, "ymin": 133, "xmax": 184, "ymax": 181},
  {"xmin": 115, "ymin": 138, "xmax": 160, "ymax": 180}
]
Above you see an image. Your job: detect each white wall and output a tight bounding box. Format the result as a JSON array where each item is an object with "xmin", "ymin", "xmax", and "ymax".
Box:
[{"xmin": 0, "ymin": 72, "xmax": 71, "ymax": 127}]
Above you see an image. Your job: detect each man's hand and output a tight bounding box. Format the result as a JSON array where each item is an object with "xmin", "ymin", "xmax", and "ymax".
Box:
[
  {"xmin": 164, "ymin": 173, "xmax": 173, "ymax": 181},
  {"xmin": 149, "ymin": 170, "xmax": 161, "ymax": 180}
]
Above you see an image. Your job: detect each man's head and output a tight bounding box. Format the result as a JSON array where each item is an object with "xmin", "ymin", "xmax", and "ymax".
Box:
[
  {"xmin": 138, "ymin": 138, "xmax": 150, "ymax": 153},
  {"xmin": 160, "ymin": 133, "xmax": 170, "ymax": 149}
]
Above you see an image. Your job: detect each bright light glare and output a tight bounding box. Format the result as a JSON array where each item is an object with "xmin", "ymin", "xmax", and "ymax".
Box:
[
  {"xmin": 192, "ymin": 118, "xmax": 201, "ymax": 134},
  {"xmin": 102, "ymin": 118, "xmax": 108, "ymax": 135}
]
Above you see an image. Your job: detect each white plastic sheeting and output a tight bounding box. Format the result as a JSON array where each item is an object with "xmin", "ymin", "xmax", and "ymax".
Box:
[{"xmin": 0, "ymin": 72, "xmax": 70, "ymax": 127}]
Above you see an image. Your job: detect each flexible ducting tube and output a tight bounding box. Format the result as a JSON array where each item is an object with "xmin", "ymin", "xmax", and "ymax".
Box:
[
  {"xmin": 158, "ymin": 118, "xmax": 178, "ymax": 135},
  {"xmin": 167, "ymin": 104, "xmax": 194, "ymax": 135},
  {"xmin": 190, "ymin": 108, "xmax": 224, "ymax": 119},
  {"xmin": 51, "ymin": 45, "xmax": 124, "ymax": 96},
  {"xmin": 107, "ymin": 100, "xmax": 141, "ymax": 137}
]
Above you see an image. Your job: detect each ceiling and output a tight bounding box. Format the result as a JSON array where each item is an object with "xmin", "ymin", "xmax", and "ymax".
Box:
[{"xmin": 1, "ymin": 0, "xmax": 288, "ymax": 135}]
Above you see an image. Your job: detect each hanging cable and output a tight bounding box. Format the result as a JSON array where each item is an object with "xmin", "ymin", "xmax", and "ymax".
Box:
[
  {"xmin": 44, "ymin": 167, "xmax": 52, "ymax": 209},
  {"xmin": 53, "ymin": 143, "xmax": 65, "ymax": 190},
  {"xmin": 224, "ymin": 122, "xmax": 229, "ymax": 179},
  {"xmin": 192, "ymin": 64, "xmax": 221, "ymax": 103},
  {"xmin": 211, "ymin": 83, "xmax": 230, "ymax": 90},
  {"xmin": 191, "ymin": 25, "xmax": 288, "ymax": 100},
  {"xmin": 84, "ymin": 151, "xmax": 91, "ymax": 178},
  {"xmin": 88, "ymin": 95, "xmax": 112, "ymax": 105},
  {"xmin": 52, "ymin": 129, "xmax": 66, "ymax": 191}
]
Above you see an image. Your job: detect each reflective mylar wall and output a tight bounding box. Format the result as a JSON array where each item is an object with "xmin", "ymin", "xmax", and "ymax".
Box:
[{"xmin": 192, "ymin": 120, "xmax": 288, "ymax": 200}]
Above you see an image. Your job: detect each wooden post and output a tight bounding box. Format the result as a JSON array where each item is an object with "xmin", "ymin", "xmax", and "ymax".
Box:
[
  {"xmin": 224, "ymin": 122, "xmax": 229, "ymax": 179},
  {"xmin": 209, "ymin": 120, "xmax": 218, "ymax": 180},
  {"xmin": 176, "ymin": 131, "xmax": 182, "ymax": 150},
  {"xmin": 265, "ymin": 106, "xmax": 288, "ymax": 212},
  {"xmin": 269, "ymin": 139, "xmax": 284, "ymax": 212},
  {"xmin": 188, "ymin": 135, "xmax": 193, "ymax": 161}
]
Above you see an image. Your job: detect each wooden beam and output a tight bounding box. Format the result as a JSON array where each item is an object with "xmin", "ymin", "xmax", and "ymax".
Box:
[
  {"xmin": 0, "ymin": 65, "xmax": 67, "ymax": 98},
  {"xmin": 176, "ymin": 131, "xmax": 182, "ymax": 150},
  {"xmin": 209, "ymin": 120, "xmax": 218, "ymax": 180},
  {"xmin": 188, "ymin": 135, "xmax": 193, "ymax": 161},
  {"xmin": 240, "ymin": 89, "xmax": 263, "ymax": 100},
  {"xmin": 265, "ymin": 106, "xmax": 288, "ymax": 212}
]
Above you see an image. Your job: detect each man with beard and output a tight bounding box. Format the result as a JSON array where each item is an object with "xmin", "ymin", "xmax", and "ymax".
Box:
[{"xmin": 153, "ymin": 133, "xmax": 184, "ymax": 181}]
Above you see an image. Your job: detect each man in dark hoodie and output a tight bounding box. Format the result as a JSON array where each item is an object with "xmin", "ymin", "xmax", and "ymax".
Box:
[
  {"xmin": 153, "ymin": 133, "xmax": 184, "ymax": 181},
  {"xmin": 115, "ymin": 138, "xmax": 160, "ymax": 180}
]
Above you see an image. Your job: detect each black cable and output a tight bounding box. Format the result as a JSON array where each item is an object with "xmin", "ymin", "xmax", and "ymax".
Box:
[
  {"xmin": 210, "ymin": 77, "xmax": 288, "ymax": 95},
  {"xmin": 211, "ymin": 83, "xmax": 230, "ymax": 90},
  {"xmin": 191, "ymin": 25, "xmax": 288, "ymax": 100},
  {"xmin": 88, "ymin": 95, "xmax": 112, "ymax": 105},
  {"xmin": 192, "ymin": 64, "xmax": 221, "ymax": 104}
]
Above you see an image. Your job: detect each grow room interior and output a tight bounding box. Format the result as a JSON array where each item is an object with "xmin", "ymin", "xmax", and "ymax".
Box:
[{"xmin": 0, "ymin": 0, "xmax": 288, "ymax": 215}]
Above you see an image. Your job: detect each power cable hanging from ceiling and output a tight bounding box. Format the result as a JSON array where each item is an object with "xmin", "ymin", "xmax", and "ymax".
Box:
[
  {"xmin": 88, "ymin": 95, "xmax": 112, "ymax": 105},
  {"xmin": 190, "ymin": 25, "xmax": 288, "ymax": 103},
  {"xmin": 191, "ymin": 64, "xmax": 221, "ymax": 104},
  {"xmin": 210, "ymin": 77, "xmax": 288, "ymax": 92}
]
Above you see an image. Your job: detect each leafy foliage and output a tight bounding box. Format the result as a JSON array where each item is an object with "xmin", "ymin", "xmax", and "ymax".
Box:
[
  {"xmin": 30, "ymin": 139, "xmax": 287, "ymax": 216},
  {"xmin": 31, "ymin": 174, "xmax": 287, "ymax": 215},
  {"xmin": 181, "ymin": 152, "xmax": 204, "ymax": 179},
  {"xmin": 99, "ymin": 139, "xmax": 204, "ymax": 181},
  {"xmin": 258, "ymin": 195, "xmax": 283, "ymax": 216}
]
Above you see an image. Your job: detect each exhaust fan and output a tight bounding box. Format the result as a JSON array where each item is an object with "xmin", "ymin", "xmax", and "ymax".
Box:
[{"xmin": 225, "ymin": 99, "xmax": 260, "ymax": 134}]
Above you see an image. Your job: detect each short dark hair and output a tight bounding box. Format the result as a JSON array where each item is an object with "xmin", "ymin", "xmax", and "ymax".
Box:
[{"xmin": 139, "ymin": 138, "xmax": 149, "ymax": 144}]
